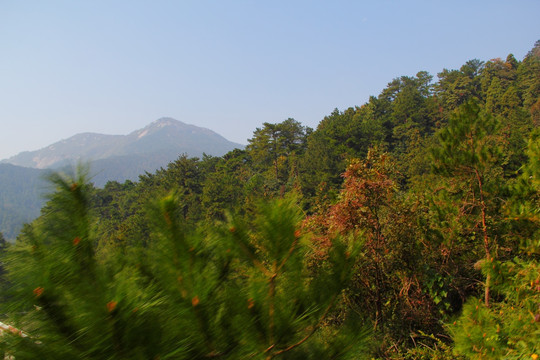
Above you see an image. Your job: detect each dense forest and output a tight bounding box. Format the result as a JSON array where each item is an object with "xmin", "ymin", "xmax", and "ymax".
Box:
[{"xmin": 0, "ymin": 42, "xmax": 538, "ymax": 359}]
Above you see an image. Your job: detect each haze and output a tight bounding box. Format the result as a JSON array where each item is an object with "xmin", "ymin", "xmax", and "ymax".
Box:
[{"xmin": 0, "ymin": 0, "xmax": 539, "ymax": 160}]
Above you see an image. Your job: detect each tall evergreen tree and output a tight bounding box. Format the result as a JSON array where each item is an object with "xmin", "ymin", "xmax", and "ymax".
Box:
[
  {"xmin": 452, "ymin": 129, "xmax": 540, "ymax": 360},
  {"xmin": 247, "ymin": 118, "xmax": 311, "ymax": 192},
  {"xmin": 431, "ymin": 100, "xmax": 503, "ymax": 307}
]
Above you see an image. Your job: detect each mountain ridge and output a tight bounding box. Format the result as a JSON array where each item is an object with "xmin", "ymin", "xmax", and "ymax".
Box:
[
  {"xmin": 1, "ymin": 118, "xmax": 243, "ymax": 169},
  {"xmin": 0, "ymin": 117, "xmax": 244, "ymax": 240}
]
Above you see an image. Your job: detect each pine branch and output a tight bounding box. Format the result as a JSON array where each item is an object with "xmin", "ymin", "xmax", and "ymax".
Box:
[{"xmin": 267, "ymin": 294, "xmax": 338, "ymax": 359}]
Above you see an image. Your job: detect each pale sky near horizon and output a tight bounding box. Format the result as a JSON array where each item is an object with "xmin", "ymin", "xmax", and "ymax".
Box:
[{"xmin": 0, "ymin": 1, "xmax": 539, "ymax": 160}]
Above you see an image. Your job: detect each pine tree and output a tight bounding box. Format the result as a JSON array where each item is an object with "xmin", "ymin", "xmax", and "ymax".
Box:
[
  {"xmin": 247, "ymin": 118, "xmax": 311, "ymax": 195},
  {"xmin": 452, "ymin": 129, "xmax": 540, "ymax": 359},
  {"xmin": 431, "ymin": 100, "xmax": 503, "ymax": 307},
  {"xmin": 1, "ymin": 168, "xmax": 367, "ymax": 359}
]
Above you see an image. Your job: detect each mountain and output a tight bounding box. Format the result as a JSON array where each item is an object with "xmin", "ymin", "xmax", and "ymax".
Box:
[
  {"xmin": 2, "ymin": 118, "xmax": 243, "ymax": 170},
  {"xmin": 0, "ymin": 118, "xmax": 244, "ymax": 239}
]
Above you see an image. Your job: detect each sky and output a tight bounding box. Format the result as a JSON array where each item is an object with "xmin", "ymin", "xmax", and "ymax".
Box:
[{"xmin": 0, "ymin": 1, "xmax": 539, "ymax": 160}]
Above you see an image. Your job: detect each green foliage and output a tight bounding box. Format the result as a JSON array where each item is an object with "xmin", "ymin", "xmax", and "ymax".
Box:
[
  {"xmin": 393, "ymin": 331, "xmax": 465, "ymax": 360},
  {"xmin": 432, "ymin": 100, "xmax": 500, "ymax": 176},
  {"xmin": 452, "ymin": 257, "xmax": 540, "ymax": 359},
  {"xmin": 247, "ymin": 118, "xmax": 311, "ymax": 194},
  {"xmin": 201, "ymin": 149, "xmax": 251, "ymax": 220},
  {"xmin": 435, "ymin": 59, "xmax": 484, "ymax": 114},
  {"xmin": 1, "ymin": 171, "xmax": 368, "ymax": 359},
  {"xmin": 0, "ymin": 232, "xmax": 6, "ymax": 248},
  {"xmin": 304, "ymin": 149, "xmax": 437, "ymax": 352},
  {"xmin": 0, "ymin": 232, "xmax": 8, "ymax": 302},
  {"xmin": 430, "ymin": 100, "xmax": 506, "ymax": 308},
  {"xmin": 451, "ymin": 126, "xmax": 540, "ymax": 360},
  {"xmin": 2, "ymin": 40, "xmax": 540, "ymax": 359}
]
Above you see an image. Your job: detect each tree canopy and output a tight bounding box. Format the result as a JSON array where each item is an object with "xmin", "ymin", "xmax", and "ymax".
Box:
[{"xmin": 1, "ymin": 41, "xmax": 539, "ymax": 359}]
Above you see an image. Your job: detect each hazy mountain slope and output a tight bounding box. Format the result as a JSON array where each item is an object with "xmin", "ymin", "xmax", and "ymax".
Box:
[
  {"xmin": 2, "ymin": 118, "xmax": 243, "ymax": 170},
  {"xmin": 3, "ymin": 133, "xmax": 125, "ymax": 169},
  {"xmin": 121, "ymin": 117, "xmax": 240, "ymax": 156},
  {"xmin": 0, "ymin": 118, "xmax": 243, "ymax": 239},
  {"xmin": 0, "ymin": 164, "xmax": 48, "ymax": 240},
  {"xmin": 88, "ymin": 151, "xmax": 188, "ymax": 187}
]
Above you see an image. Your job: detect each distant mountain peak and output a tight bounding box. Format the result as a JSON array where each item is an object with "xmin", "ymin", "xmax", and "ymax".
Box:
[
  {"xmin": 155, "ymin": 117, "xmax": 179, "ymax": 122},
  {"xmin": 132, "ymin": 117, "xmax": 187, "ymax": 138},
  {"xmin": 1, "ymin": 118, "xmax": 243, "ymax": 170},
  {"xmin": 151, "ymin": 117, "xmax": 182, "ymax": 127}
]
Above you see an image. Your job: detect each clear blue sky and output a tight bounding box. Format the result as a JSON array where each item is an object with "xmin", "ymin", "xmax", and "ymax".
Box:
[{"xmin": 1, "ymin": 0, "xmax": 539, "ymax": 160}]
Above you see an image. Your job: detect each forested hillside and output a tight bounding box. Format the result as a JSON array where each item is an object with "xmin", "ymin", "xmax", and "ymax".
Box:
[
  {"xmin": 1, "ymin": 42, "xmax": 538, "ymax": 359},
  {"xmin": 0, "ymin": 118, "xmax": 244, "ymax": 239},
  {"xmin": 0, "ymin": 164, "xmax": 48, "ymax": 240}
]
